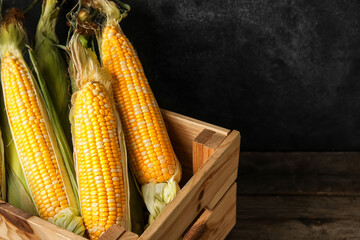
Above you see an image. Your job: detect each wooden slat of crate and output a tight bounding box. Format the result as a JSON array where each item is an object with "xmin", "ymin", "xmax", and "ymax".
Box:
[
  {"xmin": 140, "ymin": 130, "xmax": 240, "ymax": 240},
  {"xmin": 161, "ymin": 109, "xmax": 231, "ymax": 182},
  {"xmin": 193, "ymin": 130, "xmax": 227, "ymax": 175},
  {"xmin": 0, "ymin": 201, "xmax": 86, "ymax": 240},
  {"xmin": 99, "ymin": 225, "xmax": 138, "ymax": 240},
  {"xmin": 184, "ymin": 182, "xmax": 237, "ymax": 240}
]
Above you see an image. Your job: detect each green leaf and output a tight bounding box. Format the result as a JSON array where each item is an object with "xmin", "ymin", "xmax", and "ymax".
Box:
[
  {"xmin": 34, "ymin": 0, "xmax": 73, "ymax": 148},
  {"xmin": 6, "ymin": 166, "xmax": 38, "ymax": 216}
]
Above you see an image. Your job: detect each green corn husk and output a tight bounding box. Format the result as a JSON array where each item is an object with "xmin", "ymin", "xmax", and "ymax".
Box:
[
  {"xmin": 0, "ymin": 128, "xmax": 5, "ymax": 201},
  {"xmin": 128, "ymin": 169, "xmax": 144, "ymax": 234},
  {"xmin": 34, "ymin": 0, "xmax": 72, "ymax": 147},
  {"xmin": 0, "ymin": 9, "xmax": 84, "ymax": 235}
]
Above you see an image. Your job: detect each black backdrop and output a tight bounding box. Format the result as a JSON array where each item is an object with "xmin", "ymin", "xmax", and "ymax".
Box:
[{"xmin": 5, "ymin": 0, "xmax": 360, "ymax": 151}]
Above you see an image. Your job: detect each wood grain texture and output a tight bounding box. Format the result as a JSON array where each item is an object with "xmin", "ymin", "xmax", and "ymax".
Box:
[
  {"xmin": 0, "ymin": 201, "xmax": 86, "ymax": 240},
  {"xmin": 193, "ymin": 129, "xmax": 216, "ymax": 174},
  {"xmin": 140, "ymin": 130, "xmax": 240, "ymax": 240},
  {"xmin": 238, "ymin": 195, "xmax": 360, "ymax": 220},
  {"xmin": 161, "ymin": 109, "xmax": 231, "ymax": 183},
  {"xmin": 98, "ymin": 225, "xmax": 125, "ymax": 240},
  {"xmin": 238, "ymin": 152, "xmax": 360, "ymax": 195},
  {"xmin": 98, "ymin": 225, "xmax": 138, "ymax": 240},
  {"xmin": 228, "ymin": 219, "xmax": 360, "ymax": 240},
  {"xmin": 193, "ymin": 130, "xmax": 227, "ymax": 175},
  {"xmin": 118, "ymin": 231, "xmax": 139, "ymax": 240},
  {"xmin": 184, "ymin": 183, "xmax": 236, "ymax": 240},
  {"xmin": 203, "ymin": 132, "xmax": 227, "ymax": 159},
  {"xmin": 228, "ymin": 152, "xmax": 360, "ymax": 240}
]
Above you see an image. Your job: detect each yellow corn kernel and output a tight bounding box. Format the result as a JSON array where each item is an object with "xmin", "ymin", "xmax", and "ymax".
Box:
[
  {"xmin": 1, "ymin": 53, "xmax": 70, "ymax": 220},
  {"xmin": 101, "ymin": 25, "xmax": 177, "ymax": 185},
  {"xmin": 74, "ymin": 82, "xmax": 126, "ymax": 240}
]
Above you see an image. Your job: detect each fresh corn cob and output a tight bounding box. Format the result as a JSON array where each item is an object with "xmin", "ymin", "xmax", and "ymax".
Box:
[
  {"xmin": 69, "ymin": 33, "xmax": 130, "ymax": 240},
  {"xmin": 0, "ymin": 85, "xmax": 38, "ymax": 215},
  {"xmin": 89, "ymin": 0, "xmax": 181, "ymax": 224},
  {"xmin": 34, "ymin": 0, "xmax": 72, "ymax": 147},
  {"xmin": 0, "ymin": 9, "xmax": 84, "ymax": 235}
]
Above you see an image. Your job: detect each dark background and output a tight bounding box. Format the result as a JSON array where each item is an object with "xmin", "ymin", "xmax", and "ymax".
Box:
[{"xmin": 6, "ymin": 0, "xmax": 360, "ymax": 152}]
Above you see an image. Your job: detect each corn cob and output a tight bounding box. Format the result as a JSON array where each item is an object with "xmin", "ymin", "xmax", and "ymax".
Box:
[
  {"xmin": 69, "ymin": 33, "xmax": 130, "ymax": 240},
  {"xmin": 0, "ymin": 84, "xmax": 38, "ymax": 215},
  {"xmin": 0, "ymin": 9, "xmax": 84, "ymax": 235},
  {"xmin": 89, "ymin": 0, "xmax": 181, "ymax": 224},
  {"xmin": 34, "ymin": 0, "xmax": 72, "ymax": 147}
]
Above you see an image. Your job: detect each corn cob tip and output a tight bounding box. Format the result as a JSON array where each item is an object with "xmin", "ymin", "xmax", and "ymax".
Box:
[
  {"xmin": 2, "ymin": 8, "xmax": 25, "ymax": 26},
  {"xmin": 75, "ymin": 9, "xmax": 98, "ymax": 37},
  {"xmin": 49, "ymin": 208, "xmax": 85, "ymax": 236},
  {"xmin": 0, "ymin": 9, "xmax": 26, "ymax": 57},
  {"xmin": 85, "ymin": 0, "xmax": 127, "ymax": 22},
  {"xmin": 69, "ymin": 33, "xmax": 112, "ymax": 91}
]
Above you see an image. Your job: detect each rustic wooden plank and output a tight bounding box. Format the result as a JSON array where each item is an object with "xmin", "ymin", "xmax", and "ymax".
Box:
[
  {"xmin": 0, "ymin": 201, "xmax": 86, "ymax": 240},
  {"xmin": 140, "ymin": 130, "xmax": 240, "ymax": 240},
  {"xmin": 203, "ymin": 132, "xmax": 227, "ymax": 161},
  {"xmin": 238, "ymin": 195, "xmax": 360, "ymax": 219},
  {"xmin": 184, "ymin": 183, "xmax": 236, "ymax": 240},
  {"xmin": 228, "ymin": 152, "xmax": 360, "ymax": 239},
  {"xmin": 161, "ymin": 109, "xmax": 231, "ymax": 182},
  {"xmin": 97, "ymin": 220, "xmax": 138, "ymax": 240},
  {"xmin": 118, "ymin": 231, "xmax": 139, "ymax": 240},
  {"xmin": 193, "ymin": 129, "xmax": 216, "ymax": 174},
  {"xmin": 227, "ymin": 219, "xmax": 360, "ymax": 240},
  {"xmin": 99, "ymin": 225, "xmax": 126, "ymax": 240},
  {"xmin": 238, "ymin": 152, "xmax": 360, "ymax": 195},
  {"xmin": 161, "ymin": 109, "xmax": 230, "ymax": 136}
]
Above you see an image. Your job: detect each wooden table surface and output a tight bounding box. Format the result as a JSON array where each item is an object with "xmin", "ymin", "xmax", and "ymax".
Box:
[{"xmin": 224, "ymin": 152, "xmax": 360, "ymax": 240}]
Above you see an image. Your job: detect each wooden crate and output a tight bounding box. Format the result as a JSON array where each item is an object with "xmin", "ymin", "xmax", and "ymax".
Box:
[{"xmin": 0, "ymin": 109, "xmax": 241, "ymax": 240}]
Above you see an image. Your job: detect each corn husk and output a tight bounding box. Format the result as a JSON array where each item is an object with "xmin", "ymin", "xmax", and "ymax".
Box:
[
  {"xmin": 34, "ymin": 0, "xmax": 72, "ymax": 147},
  {"xmin": 68, "ymin": 33, "xmax": 131, "ymax": 235},
  {"xmin": 0, "ymin": 128, "xmax": 5, "ymax": 201},
  {"xmin": 0, "ymin": 9, "xmax": 84, "ymax": 235}
]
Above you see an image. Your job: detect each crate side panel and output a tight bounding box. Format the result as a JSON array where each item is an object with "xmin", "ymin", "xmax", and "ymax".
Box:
[
  {"xmin": 0, "ymin": 201, "xmax": 86, "ymax": 240},
  {"xmin": 184, "ymin": 183, "xmax": 237, "ymax": 240},
  {"xmin": 161, "ymin": 109, "xmax": 231, "ymax": 182},
  {"xmin": 139, "ymin": 131, "xmax": 240, "ymax": 240}
]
